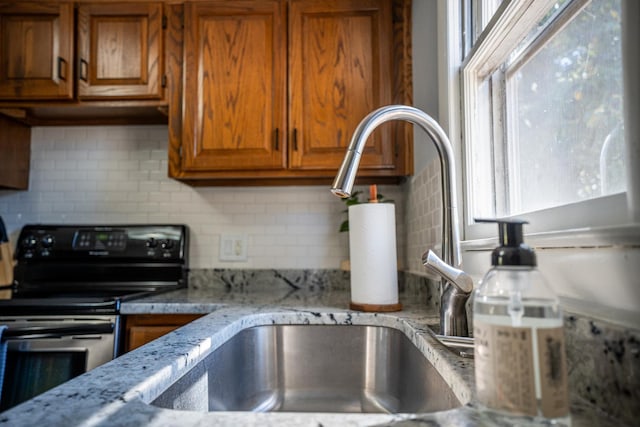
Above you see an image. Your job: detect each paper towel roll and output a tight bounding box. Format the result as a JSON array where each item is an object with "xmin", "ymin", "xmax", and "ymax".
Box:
[{"xmin": 348, "ymin": 203, "xmax": 400, "ymax": 310}]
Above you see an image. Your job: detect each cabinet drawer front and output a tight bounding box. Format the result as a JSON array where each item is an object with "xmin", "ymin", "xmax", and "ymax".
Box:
[{"xmin": 0, "ymin": 2, "xmax": 74, "ymax": 100}]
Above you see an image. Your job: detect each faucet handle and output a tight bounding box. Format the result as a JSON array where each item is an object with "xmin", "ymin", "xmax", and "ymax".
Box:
[{"xmin": 422, "ymin": 250, "xmax": 473, "ymax": 294}]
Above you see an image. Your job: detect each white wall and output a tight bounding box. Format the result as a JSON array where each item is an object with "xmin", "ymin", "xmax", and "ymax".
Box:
[
  {"xmin": 0, "ymin": 125, "xmax": 405, "ymax": 270},
  {"xmin": 411, "ymin": 0, "xmax": 440, "ymax": 171},
  {"xmin": 404, "ymin": 0, "xmax": 449, "ymax": 276}
]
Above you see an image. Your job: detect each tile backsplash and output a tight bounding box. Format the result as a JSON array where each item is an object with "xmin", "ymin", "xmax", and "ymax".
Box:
[
  {"xmin": 405, "ymin": 159, "xmax": 442, "ymax": 275},
  {"xmin": 0, "ymin": 125, "xmax": 405, "ymax": 269}
]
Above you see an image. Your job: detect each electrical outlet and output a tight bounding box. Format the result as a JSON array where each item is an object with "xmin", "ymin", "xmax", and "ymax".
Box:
[{"xmin": 219, "ymin": 233, "xmax": 248, "ymax": 262}]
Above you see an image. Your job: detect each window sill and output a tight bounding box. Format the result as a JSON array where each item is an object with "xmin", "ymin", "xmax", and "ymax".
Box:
[
  {"xmin": 462, "ymin": 222, "xmax": 640, "ymax": 251},
  {"xmin": 460, "ymin": 224, "xmax": 640, "ymax": 330}
]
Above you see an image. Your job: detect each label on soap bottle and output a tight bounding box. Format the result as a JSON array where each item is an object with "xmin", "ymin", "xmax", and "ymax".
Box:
[
  {"xmin": 475, "ymin": 321, "xmax": 537, "ymax": 416},
  {"xmin": 474, "ymin": 320, "xmax": 569, "ymax": 418},
  {"xmin": 537, "ymin": 327, "xmax": 570, "ymax": 418}
]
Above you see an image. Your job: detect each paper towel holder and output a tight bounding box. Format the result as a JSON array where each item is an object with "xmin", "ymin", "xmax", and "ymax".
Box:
[{"xmin": 347, "ymin": 201, "xmax": 402, "ymax": 313}]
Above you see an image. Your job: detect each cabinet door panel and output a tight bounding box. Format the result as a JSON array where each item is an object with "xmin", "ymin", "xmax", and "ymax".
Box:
[
  {"xmin": 289, "ymin": 0, "xmax": 394, "ymax": 170},
  {"xmin": 77, "ymin": 2, "xmax": 163, "ymax": 100},
  {"xmin": 181, "ymin": 1, "xmax": 286, "ymax": 171},
  {"xmin": 0, "ymin": 2, "xmax": 74, "ymax": 100}
]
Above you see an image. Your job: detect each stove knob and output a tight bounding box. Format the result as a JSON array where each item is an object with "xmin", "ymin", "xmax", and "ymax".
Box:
[
  {"xmin": 22, "ymin": 235, "xmax": 38, "ymax": 249},
  {"xmin": 160, "ymin": 239, "xmax": 174, "ymax": 250},
  {"xmin": 146, "ymin": 238, "xmax": 158, "ymax": 248},
  {"xmin": 41, "ymin": 234, "xmax": 55, "ymax": 248}
]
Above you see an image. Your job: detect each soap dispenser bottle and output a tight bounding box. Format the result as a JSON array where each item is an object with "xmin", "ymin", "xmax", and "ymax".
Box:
[{"xmin": 473, "ymin": 219, "xmax": 570, "ymax": 425}]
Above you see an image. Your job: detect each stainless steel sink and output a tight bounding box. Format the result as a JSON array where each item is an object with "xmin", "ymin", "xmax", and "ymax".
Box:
[{"xmin": 151, "ymin": 325, "xmax": 461, "ymax": 414}]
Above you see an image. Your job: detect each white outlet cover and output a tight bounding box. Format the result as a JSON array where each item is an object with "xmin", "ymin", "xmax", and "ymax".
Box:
[{"xmin": 219, "ymin": 233, "xmax": 248, "ymax": 262}]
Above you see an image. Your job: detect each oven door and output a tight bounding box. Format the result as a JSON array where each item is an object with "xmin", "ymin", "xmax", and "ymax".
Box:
[{"xmin": 0, "ymin": 316, "xmax": 118, "ymax": 412}]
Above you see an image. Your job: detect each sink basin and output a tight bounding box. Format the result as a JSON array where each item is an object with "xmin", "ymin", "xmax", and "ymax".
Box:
[{"xmin": 151, "ymin": 325, "xmax": 461, "ymax": 414}]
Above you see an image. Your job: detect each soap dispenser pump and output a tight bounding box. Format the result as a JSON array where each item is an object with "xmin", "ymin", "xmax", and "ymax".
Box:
[{"xmin": 473, "ymin": 218, "xmax": 571, "ymax": 425}]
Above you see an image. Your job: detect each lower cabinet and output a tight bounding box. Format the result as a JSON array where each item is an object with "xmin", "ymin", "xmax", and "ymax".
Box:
[{"xmin": 124, "ymin": 314, "xmax": 204, "ymax": 352}]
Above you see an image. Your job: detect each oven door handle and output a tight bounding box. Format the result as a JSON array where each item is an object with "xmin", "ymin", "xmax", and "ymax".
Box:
[{"xmin": 1, "ymin": 323, "xmax": 114, "ymax": 341}]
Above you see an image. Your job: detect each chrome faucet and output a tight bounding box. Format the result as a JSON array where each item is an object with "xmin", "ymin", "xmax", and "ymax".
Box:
[{"xmin": 331, "ymin": 105, "xmax": 473, "ymax": 337}]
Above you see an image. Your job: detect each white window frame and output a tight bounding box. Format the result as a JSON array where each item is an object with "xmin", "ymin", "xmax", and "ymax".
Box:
[
  {"xmin": 459, "ymin": 0, "xmax": 639, "ymax": 245},
  {"xmin": 435, "ymin": 0, "xmax": 640, "ymax": 329}
]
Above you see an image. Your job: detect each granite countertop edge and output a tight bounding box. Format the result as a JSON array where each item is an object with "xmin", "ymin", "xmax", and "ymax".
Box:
[
  {"xmin": 1, "ymin": 290, "xmax": 481, "ymax": 427},
  {"xmin": 0, "ymin": 289, "xmax": 612, "ymax": 427}
]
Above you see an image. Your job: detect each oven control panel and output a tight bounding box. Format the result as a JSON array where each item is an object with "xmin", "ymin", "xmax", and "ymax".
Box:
[
  {"xmin": 15, "ymin": 224, "xmax": 188, "ymax": 261},
  {"xmin": 73, "ymin": 229, "xmax": 128, "ymax": 251}
]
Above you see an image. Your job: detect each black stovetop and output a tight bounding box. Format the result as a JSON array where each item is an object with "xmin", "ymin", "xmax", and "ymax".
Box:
[{"xmin": 0, "ymin": 224, "xmax": 189, "ymax": 316}]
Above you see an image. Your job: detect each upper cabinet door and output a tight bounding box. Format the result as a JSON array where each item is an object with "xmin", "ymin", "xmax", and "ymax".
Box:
[
  {"xmin": 0, "ymin": 2, "xmax": 74, "ymax": 100},
  {"xmin": 77, "ymin": 2, "xmax": 164, "ymax": 100},
  {"xmin": 181, "ymin": 1, "xmax": 287, "ymax": 172},
  {"xmin": 289, "ymin": 0, "xmax": 394, "ymax": 171}
]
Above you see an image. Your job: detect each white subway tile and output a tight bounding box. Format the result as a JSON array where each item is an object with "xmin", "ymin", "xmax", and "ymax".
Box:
[
  {"xmin": 128, "ymin": 170, "xmax": 150, "ymax": 181},
  {"xmin": 150, "ymin": 149, "xmax": 166, "ymax": 160},
  {"xmin": 169, "ymin": 192, "xmax": 192, "ymax": 204},
  {"xmin": 53, "ymin": 181, "xmax": 77, "ymax": 192},
  {"xmin": 1, "ymin": 125, "xmax": 418, "ymax": 270},
  {"xmin": 106, "ymin": 171, "xmax": 130, "ymax": 181},
  {"xmin": 139, "ymin": 159, "xmax": 160, "ymax": 171}
]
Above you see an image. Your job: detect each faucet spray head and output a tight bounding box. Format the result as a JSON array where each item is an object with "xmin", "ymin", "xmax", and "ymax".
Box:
[
  {"xmin": 330, "ymin": 189, "xmax": 350, "ymax": 198},
  {"xmin": 331, "ymin": 149, "xmax": 362, "ymax": 198}
]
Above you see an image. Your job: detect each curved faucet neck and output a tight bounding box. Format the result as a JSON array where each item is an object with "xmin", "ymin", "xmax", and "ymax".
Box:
[{"xmin": 331, "ymin": 105, "xmax": 461, "ymax": 268}]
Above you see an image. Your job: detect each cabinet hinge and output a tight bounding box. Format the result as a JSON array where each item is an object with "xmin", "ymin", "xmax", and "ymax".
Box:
[
  {"xmin": 395, "ymin": 142, "xmax": 400, "ymax": 158},
  {"xmin": 162, "ymin": 75, "xmax": 167, "ymax": 88},
  {"xmin": 162, "ymin": 15, "xmax": 167, "ymax": 29}
]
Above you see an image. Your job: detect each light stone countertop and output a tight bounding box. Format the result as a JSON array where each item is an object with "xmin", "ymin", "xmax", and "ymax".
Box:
[{"xmin": 0, "ymin": 284, "xmax": 616, "ymax": 426}]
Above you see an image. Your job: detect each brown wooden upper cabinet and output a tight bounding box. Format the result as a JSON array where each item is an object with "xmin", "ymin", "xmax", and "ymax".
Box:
[
  {"xmin": 169, "ymin": 0, "xmax": 412, "ymax": 184},
  {"xmin": 289, "ymin": 0, "xmax": 394, "ymax": 172},
  {"xmin": 180, "ymin": 0, "xmax": 287, "ymax": 172},
  {"xmin": 0, "ymin": 2, "xmax": 74, "ymax": 100},
  {"xmin": 0, "ymin": 1, "xmax": 164, "ymax": 102},
  {"xmin": 77, "ymin": 2, "xmax": 164, "ymax": 100}
]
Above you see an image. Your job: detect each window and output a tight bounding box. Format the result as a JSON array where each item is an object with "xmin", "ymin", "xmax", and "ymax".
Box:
[{"xmin": 462, "ymin": 0, "xmax": 630, "ymax": 238}]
